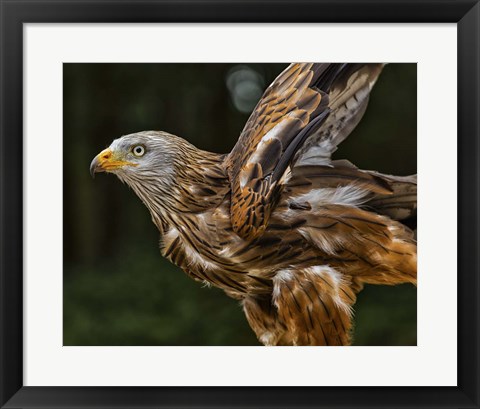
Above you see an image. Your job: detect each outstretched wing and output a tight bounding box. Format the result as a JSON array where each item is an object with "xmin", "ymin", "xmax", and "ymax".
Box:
[
  {"xmin": 294, "ymin": 64, "xmax": 385, "ymax": 166},
  {"xmin": 226, "ymin": 63, "xmax": 384, "ymax": 241}
]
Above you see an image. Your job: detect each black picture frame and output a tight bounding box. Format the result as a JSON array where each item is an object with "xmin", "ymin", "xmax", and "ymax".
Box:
[{"xmin": 1, "ymin": 1, "xmax": 478, "ymax": 408}]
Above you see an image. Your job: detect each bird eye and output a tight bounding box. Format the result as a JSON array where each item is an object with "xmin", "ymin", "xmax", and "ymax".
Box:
[{"xmin": 132, "ymin": 145, "xmax": 145, "ymax": 157}]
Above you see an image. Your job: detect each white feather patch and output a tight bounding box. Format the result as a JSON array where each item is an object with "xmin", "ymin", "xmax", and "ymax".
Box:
[
  {"xmin": 272, "ymin": 269, "xmax": 294, "ymax": 300},
  {"xmin": 291, "ymin": 184, "xmax": 370, "ymax": 208},
  {"xmin": 259, "ymin": 332, "xmax": 276, "ymax": 346},
  {"xmin": 162, "ymin": 227, "xmax": 180, "ymax": 249},
  {"xmin": 298, "ymin": 227, "xmax": 345, "ymax": 255},
  {"xmin": 305, "ymin": 266, "xmax": 353, "ymax": 316}
]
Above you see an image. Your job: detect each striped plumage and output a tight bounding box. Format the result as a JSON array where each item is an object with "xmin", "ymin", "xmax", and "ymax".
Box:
[{"xmin": 90, "ymin": 63, "xmax": 417, "ymax": 346}]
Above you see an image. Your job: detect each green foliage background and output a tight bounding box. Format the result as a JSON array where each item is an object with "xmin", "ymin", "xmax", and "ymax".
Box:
[{"xmin": 63, "ymin": 63, "xmax": 417, "ymax": 346}]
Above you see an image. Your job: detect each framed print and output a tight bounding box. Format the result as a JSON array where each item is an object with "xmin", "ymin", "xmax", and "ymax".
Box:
[{"xmin": 1, "ymin": 0, "xmax": 479, "ymax": 408}]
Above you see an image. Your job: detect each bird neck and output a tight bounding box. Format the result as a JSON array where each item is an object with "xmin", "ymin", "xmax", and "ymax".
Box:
[{"xmin": 130, "ymin": 150, "xmax": 229, "ymax": 235}]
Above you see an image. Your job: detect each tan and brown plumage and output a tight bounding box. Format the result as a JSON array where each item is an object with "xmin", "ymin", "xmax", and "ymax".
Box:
[{"xmin": 90, "ymin": 63, "xmax": 417, "ymax": 346}]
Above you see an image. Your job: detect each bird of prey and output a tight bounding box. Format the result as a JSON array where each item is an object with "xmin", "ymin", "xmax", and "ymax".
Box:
[{"xmin": 90, "ymin": 63, "xmax": 417, "ymax": 346}]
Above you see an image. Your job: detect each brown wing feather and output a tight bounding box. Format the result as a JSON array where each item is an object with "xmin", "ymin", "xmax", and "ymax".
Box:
[
  {"xmin": 286, "ymin": 160, "xmax": 416, "ymax": 222},
  {"xmin": 272, "ymin": 268, "xmax": 358, "ymax": 346},
  {"xmin": 295, "ymin": 205, "xmax": 417, "ymax": 286},
  {"xmin": 286, "ymin": 160, "xmax": 393, "ymax": 195},
  {"xmin": 226, "ymin": 63, "xmax": 337, "ymax": 240},
  {"xmin": 294, "ymin": 64, "xmax": 385, "ymax": 166},
  {"xmin": 364, "ymin": 172, "xmax": 417, "ymax": 221},
  {"xmin": 226, "ymin": 63, "xmax": 385, "ymax": 241},
  {"xmin": 243, "ymin": 268, "xmax": 359, "ymax": 347}
]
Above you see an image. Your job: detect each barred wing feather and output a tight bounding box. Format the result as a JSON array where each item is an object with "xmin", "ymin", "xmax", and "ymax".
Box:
[{"xmin": 226, "ymin": 63, "xmax": 385, "ymax": 240}]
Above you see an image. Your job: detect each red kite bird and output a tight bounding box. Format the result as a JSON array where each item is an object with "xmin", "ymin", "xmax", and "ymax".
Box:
[{"xmin": 90, "ymin": 63, "xmax": 416, "ymax": 346}]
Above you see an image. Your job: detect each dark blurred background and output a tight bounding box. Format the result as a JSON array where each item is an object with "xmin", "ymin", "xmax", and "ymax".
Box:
[{"xmin": 63, "ymin": 63, "xmax": 417, "ymax": 346}]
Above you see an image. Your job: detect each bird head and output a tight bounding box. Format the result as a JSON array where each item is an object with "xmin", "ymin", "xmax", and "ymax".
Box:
[
  {"xmin": 90, "ymin": 130, "xmax": 224, "ymax": 223},
  {"xmin": 90, "ymin": 130, "xmax": 215, "ymax": 223},
  {"xmin": 90, "ymin": 131, "xmax": 186, "ymax": 185}
]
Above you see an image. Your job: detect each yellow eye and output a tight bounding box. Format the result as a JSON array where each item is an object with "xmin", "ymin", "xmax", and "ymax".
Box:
[{"xmin": 132, "ymin": 145, "xmax": 145, "ymax": 157}]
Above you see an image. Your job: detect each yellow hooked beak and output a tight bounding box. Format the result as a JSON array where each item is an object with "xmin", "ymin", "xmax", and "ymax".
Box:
[{"xmin": 90, "ymin": 148, "xmax": 137, "ymax": 177}]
